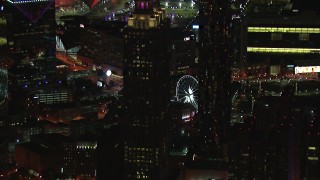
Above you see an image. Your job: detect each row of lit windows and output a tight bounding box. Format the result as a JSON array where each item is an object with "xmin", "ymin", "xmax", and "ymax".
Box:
[
  {"xmin": 248, "ymin": 27, "xmax": 320, "ymax": 34},
  {"xmin": 125, "ymin": 154, "xmax": 155, "ymax": 159},
  {"xmin": 132, "ymin": 64, "xmax": 152, "ymax": 68},
  {"xmin": 8, "ymin": 0, "xmax": 51, "ymax": 4},
  {"xmin": 133, "ymin": 60, "xmax": 151, "ymax": 64},
  {"xmin": 77, "ymin": 145, "xmax": 97, "ymax": 149},
  {"xmin": 308, "ymin": 156, "xmax": 318, "ymax": 161},
  {"xmin": 247, "ymin": 47, "xmax": 320, "ymax": 54},
  {"xmin": 130, "ymin": 175, "xmax": 149, "ymax": 179},
  {"xmin": 126, "ymin": 146, "xmax": 157, "ymax": 152},
  {"xmin": 127, "ymin": 159, "xmax": 153, "ymax": 163},
  {"xmin": 39, "ymin": 95, "xmax": 68, "ymax": 100}
]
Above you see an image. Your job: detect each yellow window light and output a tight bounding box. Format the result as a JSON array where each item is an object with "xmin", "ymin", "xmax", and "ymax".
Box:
[
  {"xmin": 247, "ymin": 47, "xmax": 320, "ymax": 54},
  {"xmin": 248, "ymin": 27, "xmax": 320, "ymax": 34}
]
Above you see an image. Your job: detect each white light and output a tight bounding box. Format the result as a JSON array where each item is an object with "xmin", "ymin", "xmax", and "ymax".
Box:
[
  {"xmin": 295, "ymin": 66, "xmax": 320, "ymax": 74},
  {"xmin": 192, "ymin": 25, "xmax": 199, "ymax": 29},
  {"xmin": 106, "ymin": 70, "xmax": 112, "ymax": 76},
  {"xmin": 165, "ymin": 2, "xmax": 168, "ymax": 6},
  {"xmin": 97, "ymin": 81, "xmax": 103, "ymax": 87},
  {"xmin": 183, "ymin": 87, "xmax": 195, "ymax": 105}
]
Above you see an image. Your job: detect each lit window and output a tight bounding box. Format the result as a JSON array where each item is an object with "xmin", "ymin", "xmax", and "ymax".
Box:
[
  {"xmin": 308, "ymin": 157, "xmax": 318, "ymax": 161},
  {"xmin": 247, "ymin": 47, "xmax": 320, "ymax": 54},
  {"xmin": 248, "ymin": 27, "xmax": 320, "ymax": 34},
  {"xmin": 308, "ymin": 147, "xmax": 316, "ymax": 150}
]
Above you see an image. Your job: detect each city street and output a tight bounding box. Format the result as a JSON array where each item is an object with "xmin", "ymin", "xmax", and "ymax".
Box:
[{"xmin": 56, "ymin": 52, "xmax": 91, "ymax": 71}]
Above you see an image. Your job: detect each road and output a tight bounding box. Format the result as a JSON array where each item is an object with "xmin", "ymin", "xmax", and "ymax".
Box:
[{"xmin": 56, "ymin": 52, "xmax": 91, "ymax": 71}]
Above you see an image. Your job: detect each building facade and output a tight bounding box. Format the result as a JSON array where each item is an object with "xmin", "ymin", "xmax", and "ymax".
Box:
[
  {"xmin": 123, "ymin": 0, "xmax": 171, "ymax": 179},
  {"xmin": 0, "ymin": 0, "xmax": 8, "ymax": 124},
  {"xmin": 198, "ymin": 0, "xmax": 231, "ymax": 159},
  {"xmin": 246, "ymin": 1, "xmax": 320, "ymax": 77}
]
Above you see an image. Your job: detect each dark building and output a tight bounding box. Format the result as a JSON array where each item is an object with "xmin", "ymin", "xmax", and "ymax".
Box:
[
  {"xmin": 246, "ymin": 0, "xmax": 320, "ymax": 77},
  {"xmin": 0, "ymin": 0, "xmax": 6, "ymax": 58},
  {"xmin": 62, "ymin": 134, "xmax": 97, "ymax": 179},
  {"xmin": 0, "ymin": 0, "xmax": 8, "ymax": 124},
  {"xmin": 6, "ymin": 0, "xmax": 56, "ymax": 73},
  {"xmin": 198, "ymin": 0, "xmax": 231, "ymax": 161},
  {"xmin": 169, "ymin": 29, "xmax": 196, "ymax": 77},
  {"xmin": 14, "ymin": 133, "xmax": 68, "ymax": 178},
  {"xmin": 0, "ymin": 136, "xmax": 10, "ymax": 171},
  {"xmin": 123, "ymin": 0, "xmax": 171, "ymax": 179},
  {"xmin": 229, "ymin": 94, "xmax": 320, "ymax": 179},
  {"xmin": 97, "ymin": 124, "xmax": 123, "ymax": 180},
  {"xmin": 79, "ymin": 21, "xmax": 126, "ymax": 68},
  {"xmin": 5, "ymin": 0, "xmax": 56, "ymax": 125},
  {"xmin": 229, "ymin": 1, "xmax": 247, "ymax": 78}
]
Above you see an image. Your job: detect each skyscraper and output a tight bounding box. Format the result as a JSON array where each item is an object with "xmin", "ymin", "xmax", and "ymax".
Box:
[
  {"xmin": 0, "ymin": 0, "xmax": 7, "ymax": 67},
  {"xmin": 198, "ymin": 0, "xmax": 231, "ymax": 158},
  {"xmin": 123, "ymin": 1, "xmax": 170, "ymax": 179},
  {"xmin": 6, "ymin": 0, "xmax": 56, "ymax": 125},
  {"xmin": 0, "ymin": 0, "xmax": 6, "ymax": 56},
  {"xmin": 0, "ymin": 0, "xmax": 8, "ymax": 124},
  {"xmin": 6, "ymin": 0, "xmax": 56, "ymax": 74}
]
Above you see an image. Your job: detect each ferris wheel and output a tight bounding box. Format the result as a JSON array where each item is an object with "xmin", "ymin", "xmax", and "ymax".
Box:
[{"xmin": 176, "ymin": 75, "xmax": 198, "ymax": 111}]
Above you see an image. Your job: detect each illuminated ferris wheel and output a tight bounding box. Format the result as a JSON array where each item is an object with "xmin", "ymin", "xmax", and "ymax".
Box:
[{"xmin": 176, "ymin": 75, "xmax": 198, "ymax": 111}]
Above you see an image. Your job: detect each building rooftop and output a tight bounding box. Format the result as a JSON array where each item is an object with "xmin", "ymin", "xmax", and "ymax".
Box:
[
  {"xmin": 16, "ymin": 142, "xmax": 55, "ymax": 155},
  {"xmin": 30, "ymin": 133, "xmax": 74, "ymax": 148},
  {"xmin": 89, "ymin": 20, "xmax": 126, "ymax": 37}
]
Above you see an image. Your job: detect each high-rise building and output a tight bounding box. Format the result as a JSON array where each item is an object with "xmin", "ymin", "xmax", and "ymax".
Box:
[
  {"xmin": 198, "ymin": 0, "xmax": 231, "ymax": 157},
  {"xmin": 6, "ymin": 0, "xmax": 56, "ymax": 72},
  {"xmin": 79, "ymin": 21, "xmax": 125, "ymax": 68},
  {"xmin": 246, "ymin": 0, "xmax": 320, "ymax": 77},
  {"xmin": 0, "ymin": 0, "xmax": 8, "ymax": 124},
  {"xmin": 63, "ymin": 140, "xmax": 97, "ymax": 179},
  {"xmin": 229, "ymin": 0, "xmax": 248, "ymax": 78},
  {"xmin": 228, "ymin": 95, "xmax": 320, "ymax": 179},
  {"xmin": 6, "ymin": 0, "xmax": 56, "ymax": 125},
  {"xmin": 0, "ymin": 0, "xmax": 6, "ymax": 58},
  {"xmin": 97, "ymin": 125, "xmax": 123, "ymax": 179},
  {"xmin": 123, "ymin": 0, "xmax": 171, "ymax": 179}
]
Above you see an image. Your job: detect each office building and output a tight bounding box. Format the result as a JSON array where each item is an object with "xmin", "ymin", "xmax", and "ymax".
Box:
[
  {"xmin": 6, "ymin": 0, "xmax": 56, "ymax": 72},
  {"xmin": 0, "ymin": 0, "xmax": 6, "ymax": 59},
  {"xmin": 229, "ymin": 95, "xmax": 320, "ymax": 179},
  {"xmin": 198, "ymin": 0, "xmax": 231, "ymax": 158},
  {"xmin": 246, "ymin": 0, "xmax": 320, "ymax": 76},
  {"xmin": 79, "ymin": 21, "xmax": 125, "ymax": 68},
  {"xmin": 97, "ymin": 125, "xmax": 123, "ymax": 179},
  {"xmin": 5, "ymin": 0, "xmax": 56, "ymax": 125},
  {"xmin": 123, "ymin": 0, "xmax": 171, "ymax": 178},
  {"xmin": 63, "ymin": 138, "xmax": 97, "ymax": 179},
  {"xmin": 14, "ymin": 133, "xmax": 67, "ymax": 178},
  {"xmin": 169, "ymin": 29, "xmax": 196, "ymax": 77},
  {"xmin": 0, "ymin": 0, "xmax": 8, "ymax": 123}
]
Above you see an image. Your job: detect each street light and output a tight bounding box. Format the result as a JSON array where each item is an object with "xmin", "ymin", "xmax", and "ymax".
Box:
[{"xmin": 106, "ymin": 70, "xmax": 112, "ymax": 76}]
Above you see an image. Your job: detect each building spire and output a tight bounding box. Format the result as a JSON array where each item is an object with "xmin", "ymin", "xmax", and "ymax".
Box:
[{"xmin": 128, "ymin": 0, "xmax": 166, "ymax": 29}]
